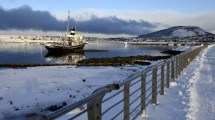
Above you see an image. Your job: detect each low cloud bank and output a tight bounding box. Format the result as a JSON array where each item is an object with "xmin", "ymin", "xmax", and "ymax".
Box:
[{"xmin": 0, "ymin": 6, "xmax": 158, "ymax": 35}]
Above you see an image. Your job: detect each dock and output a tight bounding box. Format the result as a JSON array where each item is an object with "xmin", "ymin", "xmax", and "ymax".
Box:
[{"xmin": 129, "ymin": 41, "xmax": 202, "ymax": 46}]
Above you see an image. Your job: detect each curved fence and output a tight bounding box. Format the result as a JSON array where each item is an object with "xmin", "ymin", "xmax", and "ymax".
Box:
[{"xmin": 30, "ymin": 45, "xmax": 207, "ymax": 120}]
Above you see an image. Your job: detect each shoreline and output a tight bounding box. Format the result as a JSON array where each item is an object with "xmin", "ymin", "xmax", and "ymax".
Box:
[
  {"xmin": 0, "ymin": 50, "xmax": 182, "ymax": 68},
  {"xmin": 0, "ymin": 38, "xmax": 184, "ymax": 67}
]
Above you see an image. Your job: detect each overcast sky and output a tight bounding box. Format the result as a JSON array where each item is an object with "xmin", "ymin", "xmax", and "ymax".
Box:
[{"xmin": 0, "ymin": 0, "xmax": 215, "ymax": 36}]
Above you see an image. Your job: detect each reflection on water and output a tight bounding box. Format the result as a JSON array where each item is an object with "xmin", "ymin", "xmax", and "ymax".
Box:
[
  {"xmin": 0, "ymin": 41, "xmax": 176, "ymax": 65},
  {"xmin": 0, "ymin": 43, "xmax": 47, "ymax": 64},
  {"xmin": 45, "ymin": 52, "xmax": 85, "ymax": 64}
]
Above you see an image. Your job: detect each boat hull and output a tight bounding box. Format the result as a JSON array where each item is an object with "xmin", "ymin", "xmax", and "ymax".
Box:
[{"xmin": 45, "ymin": 44, "xmax": 85, "ymax": 53}]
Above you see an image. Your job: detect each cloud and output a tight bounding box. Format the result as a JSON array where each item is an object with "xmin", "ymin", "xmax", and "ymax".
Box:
[
  {"xmin": 88, "ymin": 9, "xmax": 215, "ymax": 34},
  {"xmin": 0, "ymin": 6, "xmax": 65, "ymax": 31},
  {"xmin": 134, "ymin": 10, "xmax": 215, "ymax": 34},
  {"xmin": 77, "ymin": 15, "xmax": 157, "ymax": 35},
  {"xmin": 176, "ymin": 12, "xmax": 215, "ymax": 34},
  {"xmin": 0, "ymin": 6, "xmax": 158, "ymax": 35}
]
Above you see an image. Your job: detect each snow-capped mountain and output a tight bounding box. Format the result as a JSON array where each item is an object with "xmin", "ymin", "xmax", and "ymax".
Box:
[{"xmin": 138, "ymin": 26, "xmax": 214, "ymax": 38}]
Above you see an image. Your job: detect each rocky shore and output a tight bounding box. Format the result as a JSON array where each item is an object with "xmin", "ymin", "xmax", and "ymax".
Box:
[
  {"xmin": 77, "ymin": 55, "xmax": 170, "ymax": 66},
  {"xmin": 76, "ymin": 49, "xmax": 183, "ymax": 66},
  {"xmin": 161, "ymin": 49, "xmax": 183, "ymax": 55}
]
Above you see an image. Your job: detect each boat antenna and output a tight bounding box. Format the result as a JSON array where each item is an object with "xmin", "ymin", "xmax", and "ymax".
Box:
[
  {"xmin": 75, "ymin": 15, "xmax": 78, "ymax": 31},
  {"xmin": 67, "ymin": 11, "xmax": 70, "ymax": 33}
]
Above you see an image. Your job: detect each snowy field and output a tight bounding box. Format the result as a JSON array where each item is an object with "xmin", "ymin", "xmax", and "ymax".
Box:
[{"xmin": 0, "ymin": 65, "xmax": 147, "ymax": 119}]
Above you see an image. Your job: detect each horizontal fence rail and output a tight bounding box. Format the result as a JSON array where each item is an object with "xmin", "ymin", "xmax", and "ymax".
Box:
[{"xmin": 29, "ymin": 45, "xmax": 208, "ymax": 120}]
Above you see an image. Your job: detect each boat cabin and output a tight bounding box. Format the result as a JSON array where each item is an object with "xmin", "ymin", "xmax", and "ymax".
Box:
[{"xmin": 70, "ymin": 28, "xmax": 76, "ymax": 35}]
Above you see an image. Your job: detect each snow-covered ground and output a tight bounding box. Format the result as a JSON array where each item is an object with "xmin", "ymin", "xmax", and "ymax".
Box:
[
  {"xmin": 0, "ymin": 44, "xmax": 213, "ymax": 120},
  {"xmin": 188, "ymin": 45, "xmax": 215, "ymax": 120},
  {"xmin": 0, "ymin": 35, "xmax": 61, "ymax": 43},
  {"xmin": 142, "ymin": 44, "xmax": 215, "ymax": 120},
  {"xmin": 0, "ymin": 65, "xmax": 147, "ymax": 119},
  {"xmin": 171, "ymin": 27, "xmax": 206, "ymax": 38},
  {"xmin": 172, "ymin": 29, "xmax": 197, "ymax": 38}
]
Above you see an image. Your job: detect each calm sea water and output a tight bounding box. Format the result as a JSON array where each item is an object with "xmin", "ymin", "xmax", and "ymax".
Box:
[{"xmin": 0, "ymin": 41, "xmax": 176, "ymax": 64}]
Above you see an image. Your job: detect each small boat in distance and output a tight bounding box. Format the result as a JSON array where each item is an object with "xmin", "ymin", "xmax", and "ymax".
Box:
[{"xmin": 45, "ymin": 12, "xmax": 87, "ymax": 53}]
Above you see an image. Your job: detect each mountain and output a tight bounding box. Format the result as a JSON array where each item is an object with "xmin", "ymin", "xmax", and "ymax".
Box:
[{"xmin": 138, "ymin": 26, "xmax": 214, "ymax": 38}]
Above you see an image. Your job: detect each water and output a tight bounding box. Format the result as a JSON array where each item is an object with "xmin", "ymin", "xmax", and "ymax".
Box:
[{"xmin": 0, "ymin": 41, "xmax": 176, "ymax": 64}]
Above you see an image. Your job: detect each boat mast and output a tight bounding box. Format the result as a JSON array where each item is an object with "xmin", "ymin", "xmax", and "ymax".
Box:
[
  {"xmin": 67, "ymin": 11, "xmax": 70, "ymax": 33},
  {"xmin": 75, "ymin": 16, "xmax": 78, "ymax": 31}
]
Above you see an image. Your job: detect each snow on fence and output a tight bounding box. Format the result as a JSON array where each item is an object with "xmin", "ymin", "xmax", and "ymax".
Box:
[{"xmin": 29, "ymin": 45, "xmax": 207, "ymax": 120}]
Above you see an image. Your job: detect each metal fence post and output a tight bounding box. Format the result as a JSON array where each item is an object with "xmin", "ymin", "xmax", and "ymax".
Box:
[
  {"xmin": 178, "ymin": 55, "xmax": 181, "ymax": 75},
  {"xmin": 171, "ymin": 58, "xmax": 175, "ymax": 82},
  {"xmin": 177, "ymin": 56, "xmax": 180, "ymax": 77},
  {"xmin": 185, "ymin": 53, "xmax": 189, "ymax": 67},
  {"xmin": 190, "ymin": 52, "xmax": 193, "ymax": 61},
  {"xmin": 181, "ymin": 55, "xmax": 184, "ymax": 70},
  {"xmin": 152, "ymin": 67, "xmax": 158, "ymax": 104},
  {"xmin": 184, "ymin": 54, "xmax": 187, "ymax": 69},
  {"xmin": 87, "ymin": 91, "xmax": 106, "ymax": 120},
  {"xmin": 166, "ymin": 62, "xmax": 170, "ymax": 88},
  {"xmin": 160, "ymin": 64, "xmax": 165, "ymax": 95},
  {"xmin": 141, "ymin": 72, "xmax": 146, "ymax": 111},
  {"xmin": 179, "ymin": 55, "xmax": 182, "ymax": 73},
  {"xmin": 175, "ymin": 56, "xmax": 178, "ymax": 78},
  {"xmin": 183, "ymin": 55, "xmax": 186, "ymax": 69},
  {"xmin": 124, "ymin": 82, "xmax": 130, "ymax": 120},
  {"xmin": 187, "ymin": 52, "xmax": 191, "ymax": 65},
  {"xmin": 181, "ymin": 54, "xmax": 184, "ymax": 72}
]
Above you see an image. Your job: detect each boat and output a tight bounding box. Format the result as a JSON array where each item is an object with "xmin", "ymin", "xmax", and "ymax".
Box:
[{"xmin": 45, "ymin": 12, "xmax": 87, "ymax": 53}]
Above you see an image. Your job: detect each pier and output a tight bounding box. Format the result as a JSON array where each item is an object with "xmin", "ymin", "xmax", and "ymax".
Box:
[{"xmin": 130, "ymin": 41, "xmax": 202, "ymax": 46}]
